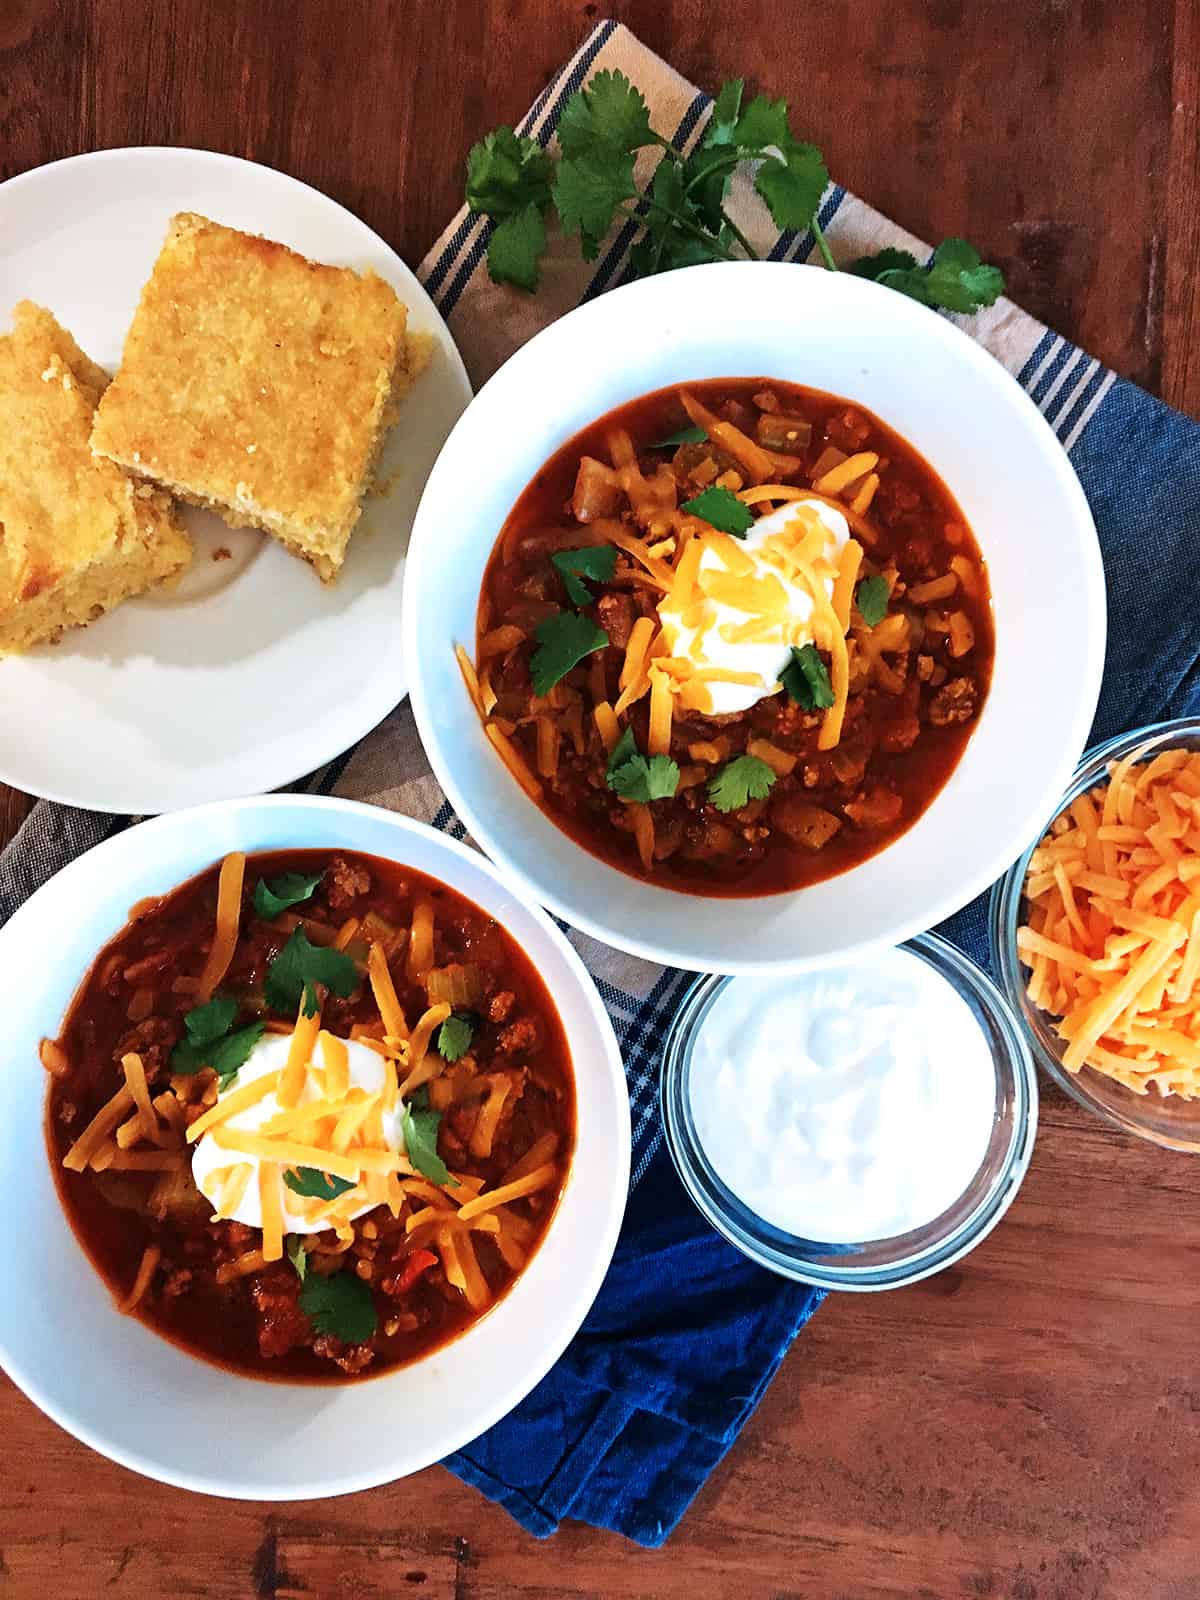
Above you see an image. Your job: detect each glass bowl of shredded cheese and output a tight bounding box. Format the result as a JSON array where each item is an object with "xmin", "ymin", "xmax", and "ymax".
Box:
[{"xmin": 991, "ymin": 716, "xmax": 1200, "ymax": 1151}]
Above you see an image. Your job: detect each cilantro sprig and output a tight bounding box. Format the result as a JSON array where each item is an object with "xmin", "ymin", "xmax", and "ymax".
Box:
[
  {"xmin": 299, "ymin": 1269, "xmax": 377, "ymax": 1344},
  {"xmin": 551, "ymin": 544, "xmax": 617, "ymax": 607},
  {"xmin": 264, "ymin": 926, "xmax": 359, "ymax": 1018},
  {"xmin": 529, "ymin": 611, "xmax": 609, "ymax": 696},
  {"xmin": 283, "ymin": 1168, "xmax": 356, "ymax": 1201},
  {"xmin": 465, "ymin": 126, "xmax": 555, "ymax": 292},
  {"xmin": 680, "ymin": 484, "xmax": 755, "ymax": 538},
  {"xmin": 855, "ymin": 574, "xmax": 891, "ymax": 627},
  {"xmin": 402, "ymin": 1086, "xmax": 459, "ymax": 1188},
  {"xmin": 708, "ymin": 754, "xmax": 778, "ymax": 813},
  {"xmin": 605, "ymin": 725, "xmax": 680, "ymax": 803},
  {"xmin": 849, "ymin": 239, "xmax": 1005, "ymax": 314},
  {"xmin": 170, "ymin": 996, "xmax": 265, "ymax": 1090},
  {"xmin": 781, "ymin": 643, "xmax": 834, "ymax": 710},
  {"xmin": 253, "ymin": 871, "xmax": 322, "ymax": 920},
  {"xmin": 651, "ymin": 424, "xmax": 706, "ymax": 449},
  {"xmin": 286, "ymin": 1237, "xmax": 307, "ymax": 1281},
  {"xmin": 464, "ymin": 69, "xmax": 1003, "ymax": 313},
  {"xmin": 437, "ymin": 1011, "xmax": 478, "ymax": 1063}
]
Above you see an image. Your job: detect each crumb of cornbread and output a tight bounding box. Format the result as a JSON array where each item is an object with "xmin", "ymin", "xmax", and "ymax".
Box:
[
  {"xmin": 90, "ymin": 212, "xmax": 422, "ymax": 582},
  {"xmin": 0, "ymin": 302, "xmax": 191, "ymax": 657}
]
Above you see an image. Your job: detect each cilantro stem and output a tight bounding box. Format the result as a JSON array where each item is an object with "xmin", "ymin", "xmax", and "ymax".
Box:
[
  {"xmin": 616, "ymin": 198, "xmax": 742, "ymax": 263},
  {"xmin": 810, "ymin": 211, "xmax": 837, "ymax": 272},
  {"xmin": 681, "ymin": 149, "xmax": 740, "ymax": 197},
  {"xmin": 717, "ymin": 208, "xmax": 760, "ymax": 262}
]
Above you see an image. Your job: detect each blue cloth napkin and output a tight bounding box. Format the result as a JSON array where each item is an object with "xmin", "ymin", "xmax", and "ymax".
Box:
[{"xmin": 4, "ymin": 17, "xmax": 1200, "ymax": 1551}]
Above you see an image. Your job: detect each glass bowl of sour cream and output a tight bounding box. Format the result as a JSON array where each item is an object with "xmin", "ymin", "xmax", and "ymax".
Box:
[{"xmin": 660, "ymin": 932, "xmax": 1037, "ymax": 1289}]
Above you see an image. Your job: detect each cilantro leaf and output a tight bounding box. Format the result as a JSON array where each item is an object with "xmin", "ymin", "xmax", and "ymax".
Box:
[
  {"xmin": 848, "ymin": 238, "xmax": 1005, "ymax": 314},
  {"xmin": 437, "ymin": 1011, "xmax": 477, "ymax": 1063},
  {"xmin": 650, "ymin": 424, "xmax": 706, "ymax": 449},
  {"xmin": 402, "ymin": 1097, "xmax": 458, "ymax": 1187},
  {"xmin": 180, "ymin": 996, "xmax": 237, "ymax": 1049},
  {"xmin": 730, "ymin": 93, "xmax": 791, "ymax": 152},
  {"xmin": 605, "ymin": 724, "xmax": 638, "ymax": 781},
  {"xmin": 848, "ymin": 247, "xmax": 920, "ymax": 281},
  {"xmin": 556, "ymin": 69, "xmax": 657, "ymax": 159},
  {"xmin": 921, "ymin": 238, "xmax": 1006, "ymax": 313},
  {"xmin": 465, "ymin": 126, "xmax": 555, "ymax": 291},
  {"xmin": 708, "ymin": 754, "xmax": 778, "ymax": 813},
  {"xmin": 209, "ymin": 1023, "xmax": 267, "ymax": 1091},
  {"xmin": 299, "ymin": 1269, "xmax": 377, "ymax": 1344},
  {"xmin": 529, "ymin": 611, "xmax": 609, "ymax": 696},
  {"xmin": 855, "ymin": 574, "xmax": 891, "ymax": 627},
  {"xmin": 286, "ymin": 1237, "xmax": 307, "ymax": 1281},
  {"xmin": 264, "ymin": 926, "xmax": 359, "ymax": 1018},
  {"xmin": 703, "ymin": 78, "xmax": 745, "ymax": 148},
  {"xmin": 283, "ymin": 1167, "xmax": 357, "ymax": 1201},
  {"xmin": 465, "ymin": 125, "xmax": 554, "ymax": 218},
  {"xmin": 610, "ymin": 753, "xmax": 680, "ymax": 804},
  {"xmin": 781, "ymin": 643, "xmax": 835, "ymax": 709},
  {"xmin": 550, "ymin": 544, "xmax": 617, "ymax": 607},
  {"xmin": 253, "ymin": 871, "xmax": 322, "ymax": 920},
  {"xmin": 552, "ymin": 150, "xmax": 637, "ymax": 257},
  {"xmin": 170, "ymin": 996, "xmax": 262, "ymax": 1086},
  {"xmin": 681, "ymin": 484, "xmax": 754, "ymax": 537},
  {"xmin": 754, "ymin": 144, "xmax": 829, "ymax": 232},
  {"xmin": 487, "ymin": 204, "xmax": 547, "ymax": 292},
  {"xmin": 604, "ymin": 724, "xmax": 679, "ymax": 803}
]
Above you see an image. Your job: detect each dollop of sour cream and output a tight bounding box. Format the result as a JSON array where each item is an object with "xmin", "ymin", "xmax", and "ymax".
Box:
[
  {"xmin": 687, "ymin": 948, "xmax": 996, "ymax": 1243},
  {"xmin": 190, "ymin": 1033, "xmax": 404, "ymax": 1235},
  {"xmin": 657, "ymin": 498, "xmax": 850, "ymax": 714}
]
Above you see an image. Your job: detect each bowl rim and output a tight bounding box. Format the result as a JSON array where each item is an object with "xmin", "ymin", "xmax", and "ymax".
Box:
[
  {"xmin": 0, "ymin": 794, "xmax": 631, "ymax": 1497},
  {"xmin": 659, "ymin": 930, "xmax": 1039, "ymax": 1290},
  {"xmin": 403, "ymin": 258, "xmax": 1107, "ymax": 973},
  {"xmin": 989, "ymin": 713, "xmax": 1200, "ymax": 1152}
]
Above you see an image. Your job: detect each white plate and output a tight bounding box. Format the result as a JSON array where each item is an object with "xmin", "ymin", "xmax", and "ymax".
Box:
[
  {"xmin": 404, "ymin": 261, "xmax": 1107, "ymax": 972},
  {"xmin": 0, "ymin": 148, "xmax": 471, "ymax": 813},
  {"xmin": 0, "ymin": 797, "xmax": 629, "ymax": 1497}
]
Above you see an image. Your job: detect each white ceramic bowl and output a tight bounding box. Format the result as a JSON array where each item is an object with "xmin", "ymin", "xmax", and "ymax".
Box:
[
  {"xmin": 404, "ymin": 261, "xmax": 1106, "ymax": 973},
  {"xmin": 0, "ymin": 797, "xmax": 629, "ymax": 1499}
]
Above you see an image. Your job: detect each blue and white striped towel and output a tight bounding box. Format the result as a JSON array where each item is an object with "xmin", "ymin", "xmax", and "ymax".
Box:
[{"xmin": 4, "ymin": 19, "xmax": 1199, "ymax": 1547}]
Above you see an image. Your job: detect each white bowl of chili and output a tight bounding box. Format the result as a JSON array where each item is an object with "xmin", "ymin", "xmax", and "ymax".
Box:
[
  {"xmin": 0, "ymin": 796, "xmax": 629, "ymax": 1498},
  {"xmin": 404, "ymin": 260, "xmax": 1106, "ymax": 971}
]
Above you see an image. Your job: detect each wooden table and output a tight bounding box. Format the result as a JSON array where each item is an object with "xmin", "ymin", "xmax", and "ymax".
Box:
[{"xmin": 3, "ymin": 2, "xmax": 1198, "ymax": 1595}]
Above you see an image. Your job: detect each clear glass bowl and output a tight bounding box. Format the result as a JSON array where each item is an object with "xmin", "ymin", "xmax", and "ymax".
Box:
[
  {"xmin": 990, "ymin": 716, "xmax": 1200, "ymax": 1153},
  {"xmin": 659, "ymin": 932, "xmax": 1038, "ymax": 1290}
]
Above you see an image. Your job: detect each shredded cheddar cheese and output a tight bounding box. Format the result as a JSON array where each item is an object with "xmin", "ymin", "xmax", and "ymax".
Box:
[
  {"xmin": 195, "ymin": 852, "xmax": 246, "ymax": 1002},
  {"xmin": 1019, "ymin": 748, "xmax": 1200, "ymax": 1095},
  {"xmin": 277, "ymin": 1000, "xmax": 321, "ymax": 1109},
  {"xmin": 185, "ymin": 1070, "xmax": 281, "ymax": 1144}
]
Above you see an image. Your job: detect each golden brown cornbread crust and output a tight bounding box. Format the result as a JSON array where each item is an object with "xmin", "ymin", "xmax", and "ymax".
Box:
[
  {"xmin": 91, "ymin": 212, "xmax": 417, "ymax": 581},
  {"xmin": 0, "ymin": 302, "xmax": 191, "ymax": 655}
]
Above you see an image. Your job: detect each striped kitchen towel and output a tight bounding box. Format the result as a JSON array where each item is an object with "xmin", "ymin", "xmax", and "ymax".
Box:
[{"xmin": 4, "ymin": 17, "xmax": 1199, "ymax": 1548}]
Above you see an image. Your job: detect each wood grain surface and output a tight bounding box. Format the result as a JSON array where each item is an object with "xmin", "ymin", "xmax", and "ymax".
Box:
[{"xmin": 2, "ymin": 3, "xmax": 1198, "ymax": 1597}]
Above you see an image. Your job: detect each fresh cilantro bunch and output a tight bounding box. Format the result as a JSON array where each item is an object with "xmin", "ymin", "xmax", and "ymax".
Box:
[{"xmin": 464, "ymin": 70, "xmax": 1004, "ymax": 314}]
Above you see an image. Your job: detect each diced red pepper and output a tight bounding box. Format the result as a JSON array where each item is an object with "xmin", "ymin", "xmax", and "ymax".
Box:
[{"xmin": 392, "ymin": 1248, "xmax": 437, "ymax": 1296}]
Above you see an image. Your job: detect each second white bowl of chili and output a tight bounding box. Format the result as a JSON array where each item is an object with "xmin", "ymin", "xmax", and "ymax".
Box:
[{"xmin": 0, "ymin": 796, "xmax": 629, "ymax": 1498}]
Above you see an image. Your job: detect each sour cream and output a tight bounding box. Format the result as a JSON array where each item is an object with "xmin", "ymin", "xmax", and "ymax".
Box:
[
  {"xmin": 687, "ymin": 947, "xmax": 996, "ymax": 1243},
  {"xmin": 657, "ymin": 498, "xmax": 850, "ymax": 714},
  {"xmin": 190, "ymin": 1033, "xmax": 405, "ymax": 1234}
]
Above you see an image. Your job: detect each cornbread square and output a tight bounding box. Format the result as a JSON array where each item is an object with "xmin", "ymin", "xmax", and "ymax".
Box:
[
  {"xmin": 0, "ymin": 302, "xmax": 191, "ymax": 656},
  {"xmin": 91, "ymin": 213, "xmax": 425, "ymax": 582}
]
